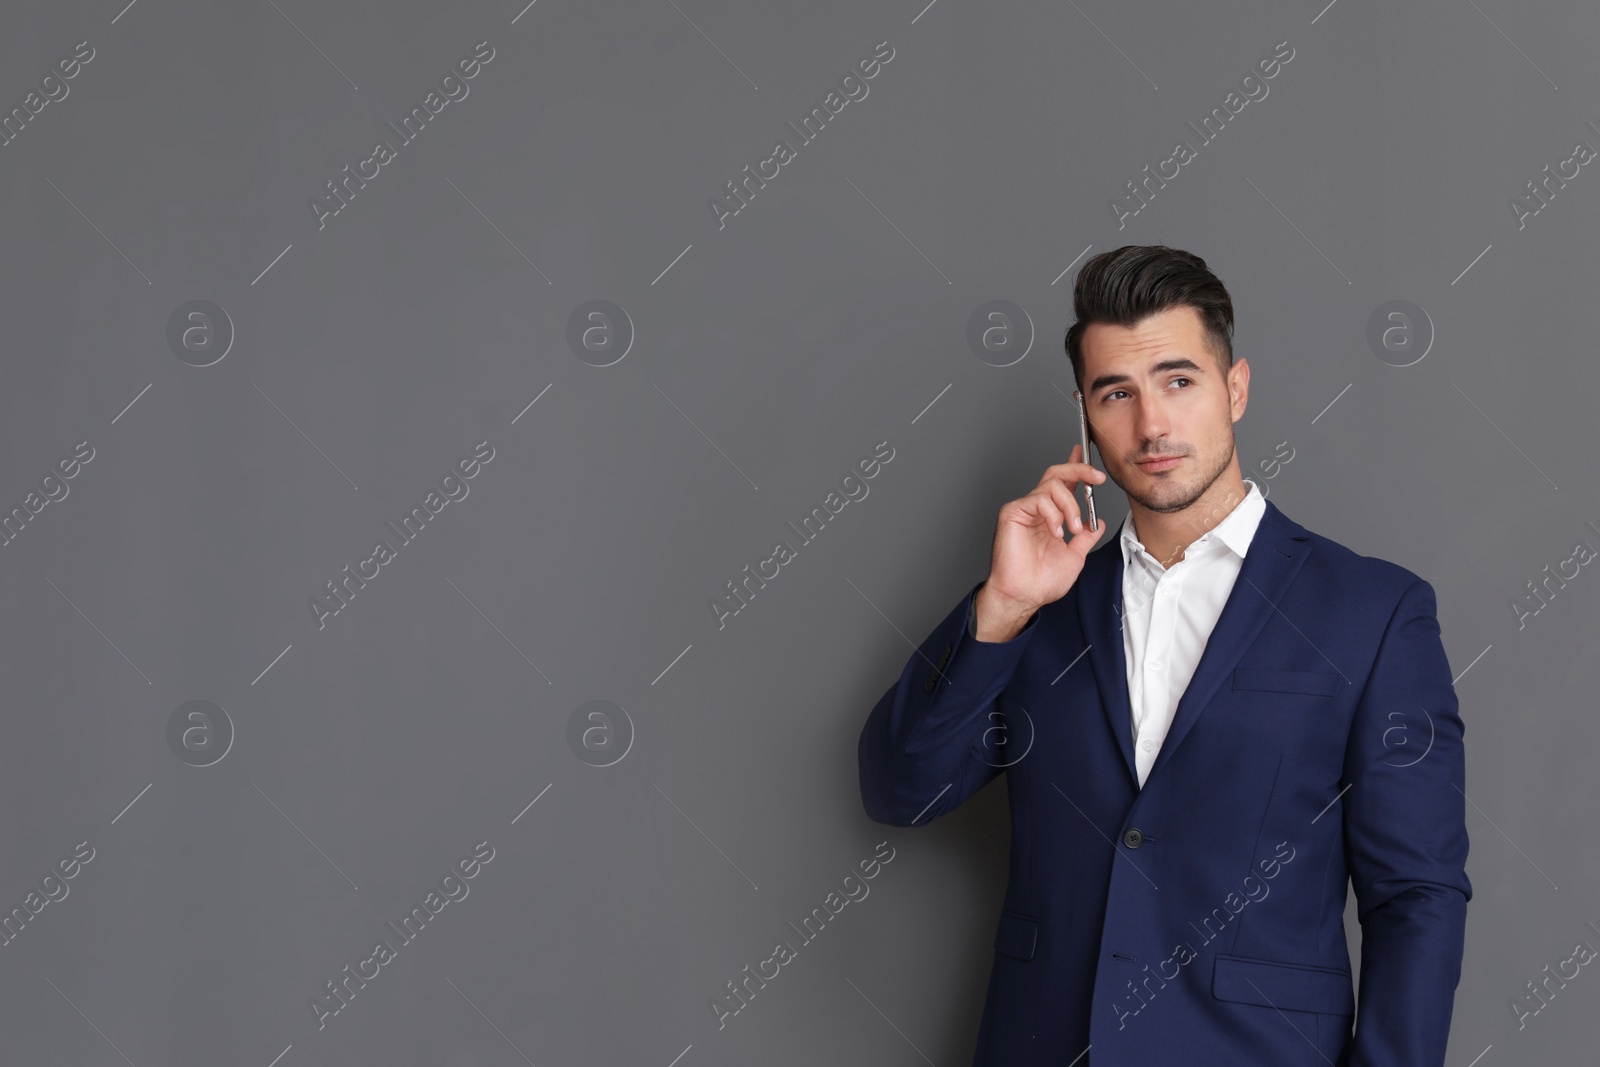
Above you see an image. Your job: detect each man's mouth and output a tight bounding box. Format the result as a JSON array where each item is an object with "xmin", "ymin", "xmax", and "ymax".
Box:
[{"xmin": 1135, "ymin": 455, "xmax": 1184, "ymax": 472}]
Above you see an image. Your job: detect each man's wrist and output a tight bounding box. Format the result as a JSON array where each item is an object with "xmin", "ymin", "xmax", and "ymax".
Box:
[{"xmin": 973, "ymin": 582, "xmax": 1037, "ymax": 643}]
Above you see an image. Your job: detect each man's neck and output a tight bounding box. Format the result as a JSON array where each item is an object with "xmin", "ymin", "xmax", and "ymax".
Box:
[{"xmin": 1129, "ymin": 474, "xmax": 1251, "ymax": 567}]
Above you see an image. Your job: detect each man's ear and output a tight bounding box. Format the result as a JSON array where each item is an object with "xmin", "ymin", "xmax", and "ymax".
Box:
[{"xmin": 1228, "ymin": 357, "xmax": 1250, "ymax": 420}]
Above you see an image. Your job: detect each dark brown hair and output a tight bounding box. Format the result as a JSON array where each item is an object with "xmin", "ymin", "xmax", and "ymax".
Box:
[{"xmin": 1063, "ymin": 245, "xmax": 1235, "ymax": 395}]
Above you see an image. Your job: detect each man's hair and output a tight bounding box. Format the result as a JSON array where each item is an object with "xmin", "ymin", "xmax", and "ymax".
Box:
[{"xmin": 1063, "ymin": 245, "xmax": 1235, "ymax": 395}]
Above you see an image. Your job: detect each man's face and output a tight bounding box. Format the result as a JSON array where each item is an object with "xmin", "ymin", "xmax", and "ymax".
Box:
[{"xmin": 1077, "ymin": 304, "xmax": 1247, "ymax": 517}]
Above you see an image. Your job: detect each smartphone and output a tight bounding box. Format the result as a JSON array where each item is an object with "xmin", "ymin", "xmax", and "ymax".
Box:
[{"xmin": 1075, "ymin": 390, "xmax": 1099, "ymax": 532}]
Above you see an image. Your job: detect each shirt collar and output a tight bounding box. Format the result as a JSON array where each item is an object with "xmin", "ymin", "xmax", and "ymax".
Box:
[{"xmin": 1117, "ymin": 478, "xmax": 1266, "ymax": 569}]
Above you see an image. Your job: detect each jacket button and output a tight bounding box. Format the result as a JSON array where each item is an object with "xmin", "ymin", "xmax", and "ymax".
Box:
[{"xmin": 1122, "ymin": 828, "xmax": 1144, "ymax": 848}]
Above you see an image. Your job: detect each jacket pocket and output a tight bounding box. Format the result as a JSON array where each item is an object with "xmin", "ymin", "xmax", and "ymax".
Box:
[
  {"xmin": 1232, "ymin": 668, "xmax": 1341, "ymax": 697},
  {"xmin": 1212, "ymin": 953, "xmax": 1355, "ymax": 1015},
  {"xmin": 994, "ymin": 910, "xmax": 1038, "ymax": 961}
]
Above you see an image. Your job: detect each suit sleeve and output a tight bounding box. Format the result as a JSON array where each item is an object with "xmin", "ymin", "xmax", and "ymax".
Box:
[
  {"xmin": 1342, "ymin": 577, "xmax": 1472, "ymax": 1067},
  {"xmin": 858, "ymin": 579, "xmax": 1040, "ymax": 826}
]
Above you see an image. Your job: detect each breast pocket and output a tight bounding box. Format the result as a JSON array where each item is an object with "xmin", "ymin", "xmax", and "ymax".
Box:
[{"xmin": 1232, "ymin": 668, "xmax": 1342, "ymax": 697}]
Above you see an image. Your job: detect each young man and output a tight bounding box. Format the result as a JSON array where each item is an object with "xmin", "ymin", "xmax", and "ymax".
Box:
[{"xmin": 858, "ymin": 245, "xmax": 1470, "ymax": 1066}]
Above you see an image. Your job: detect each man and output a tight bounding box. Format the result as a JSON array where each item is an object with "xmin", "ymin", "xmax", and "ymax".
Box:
[{"xmin": 857, "ymin": 245, "xmax": 1470, "ymax": 1066}]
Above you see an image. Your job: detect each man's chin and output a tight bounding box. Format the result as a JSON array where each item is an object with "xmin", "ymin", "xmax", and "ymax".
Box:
[{"xmin": 1127, "ymin": 484, "xmax": 1203, "ymax": 516}]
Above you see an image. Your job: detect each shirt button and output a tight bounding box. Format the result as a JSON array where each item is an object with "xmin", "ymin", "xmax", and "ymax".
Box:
[
  {"xmin": 1141, "ymin": 739, "xmax": 1155, "ymax": 752},
  {"xmin": 1123, "ymin": 828, "xmax": 1145, "ymax": 848},
  {"xmin": 1148, "ymin": 659, "xmax": 1163, "ymax": 671},
  {"xmin": 1160, "ymin": 585, "xmax": 1175, "ymax": 597}
]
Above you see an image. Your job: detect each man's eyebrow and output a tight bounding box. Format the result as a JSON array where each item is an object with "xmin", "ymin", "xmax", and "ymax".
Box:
[{"xmin": 1088, "ymin": 357, "xmax": 1206, "ymax": 397}]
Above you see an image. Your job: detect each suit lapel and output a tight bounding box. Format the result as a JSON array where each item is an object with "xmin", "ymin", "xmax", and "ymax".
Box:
[
  {"xmin": 1076, "ymin": 535, "xmax": 1139, "ymax": 786},
  {"xmin": 1075, "ymin": 498, "xmax": 1314, "ymax": 790}
]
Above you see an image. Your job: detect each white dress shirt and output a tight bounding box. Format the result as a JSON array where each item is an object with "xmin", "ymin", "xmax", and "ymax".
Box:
[{"xmin": 1119, "ymin": 479, "xmax": 1266, "ymax": 788}]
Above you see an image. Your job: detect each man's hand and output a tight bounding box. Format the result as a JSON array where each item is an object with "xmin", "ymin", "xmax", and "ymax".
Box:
[{"xmin": 975, "ymin": 444, "xmax": 1109, "ymax": 641}]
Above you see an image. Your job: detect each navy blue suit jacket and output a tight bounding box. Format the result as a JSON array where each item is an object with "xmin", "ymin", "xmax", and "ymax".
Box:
[{"xmin": 858, "ymin": 497, "xmax": 1471, "ymax": 1066}]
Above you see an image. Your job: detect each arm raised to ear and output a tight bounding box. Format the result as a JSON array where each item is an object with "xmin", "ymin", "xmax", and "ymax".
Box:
[{"xmin": 858, "ymin": 580, "xmax": 1039, "ymax": 827}]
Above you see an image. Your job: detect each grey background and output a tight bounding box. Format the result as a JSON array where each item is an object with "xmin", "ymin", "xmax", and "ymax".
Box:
[{"xmin": 0, "ymin": 0, "xmax": 1593, "ymax": 1064}]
